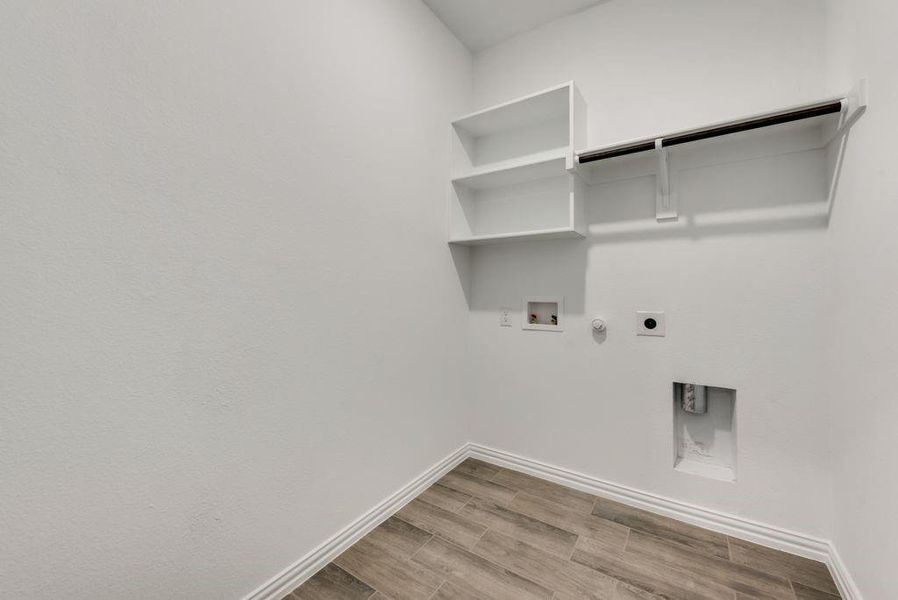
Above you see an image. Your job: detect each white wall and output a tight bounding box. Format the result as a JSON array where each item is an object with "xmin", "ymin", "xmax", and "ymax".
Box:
[
  {"xmin": 0, "ymin": 1, "xmax": 471, "ymax": 598},
  {"xmin": 825, "ymin": 1, "xmax": 898, "ymax": 597},
  {"xmin": 466, "ymin": 0, "xmax": 837, "ymax": 538}
]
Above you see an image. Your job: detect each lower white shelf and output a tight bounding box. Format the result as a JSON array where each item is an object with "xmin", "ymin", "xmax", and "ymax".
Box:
[
  {"xmin": 449, "ymin": 227, "xmax": 583, "ymax": 246},
  {"xmin": 449, "ymin": 172, "xmax": 586, "ymax": 246}
]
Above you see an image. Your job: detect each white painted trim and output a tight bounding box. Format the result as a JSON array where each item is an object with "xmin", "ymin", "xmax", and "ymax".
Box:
[
  {"xmin": 242, "ymin": 444, "xmax": 469, "ymax": 600},
  {"xmin": 827, "ymin": 543, "xmax": 863, "ymax": 600},
  {"xmin": 468, "ymin": 444, "xmax": 829, "ymax": 559},
  {"xmin": 244, "ymin": 441, "xmax": 861, "ymax": 600}
]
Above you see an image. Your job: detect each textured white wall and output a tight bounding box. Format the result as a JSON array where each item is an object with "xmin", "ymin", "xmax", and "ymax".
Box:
[
  {"xmin": 825, "ymin": 1, "xmax": 898, "ymax": 597},
  {"xmin": 0, "ymin": 1, "xmax": 471, "ymax": 598},
  {"xmin": 466, "ymin": 0, "xmax": 836, "ymax": 538}
]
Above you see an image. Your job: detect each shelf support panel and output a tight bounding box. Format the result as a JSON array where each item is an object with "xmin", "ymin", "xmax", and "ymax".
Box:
[{"xmin": 655, "ymin": 139, "xmax": 677, "ymax": 221}]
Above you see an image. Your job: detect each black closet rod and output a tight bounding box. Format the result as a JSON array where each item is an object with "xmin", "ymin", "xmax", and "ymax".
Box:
[{"xmin": 578, "ymin": 99, "xmax": 844, "ymax": 164}]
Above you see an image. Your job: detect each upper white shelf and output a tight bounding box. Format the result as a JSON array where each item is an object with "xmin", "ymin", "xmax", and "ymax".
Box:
[
  {"xmin": 453, "ymin": 83, "xmax": 572, "ymax": 139},
  {"xmin": 451, "ymin": 81, "xmax": 587, "ymax": 175}
]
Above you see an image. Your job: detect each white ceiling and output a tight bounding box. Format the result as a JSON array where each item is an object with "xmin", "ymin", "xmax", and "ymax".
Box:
[{"xmin": 423, "ymin": 0, "xmax": 607, "ymax": 52}]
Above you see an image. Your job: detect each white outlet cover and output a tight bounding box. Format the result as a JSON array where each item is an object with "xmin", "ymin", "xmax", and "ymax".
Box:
[
  {"xmin": 499, "ymin": 308, "xmax": 513, "ymax": 327},
  {"xmin": 636, "ymin": 311, "xmax": 666, "ymax": 336}
]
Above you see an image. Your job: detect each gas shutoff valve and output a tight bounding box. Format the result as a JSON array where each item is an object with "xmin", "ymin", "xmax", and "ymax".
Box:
[{"xmin": 591, "ymin": 318, "xmax": 607, "ymax": 333}]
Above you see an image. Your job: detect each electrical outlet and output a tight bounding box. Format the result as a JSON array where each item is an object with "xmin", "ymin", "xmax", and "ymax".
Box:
[
  {"xmin": 636, "ymin": 311, "xmax": 666, "ymax": 336},
  {"xmin": 499, "ymin": 308, "xmax": 512, "ymax": 327}
]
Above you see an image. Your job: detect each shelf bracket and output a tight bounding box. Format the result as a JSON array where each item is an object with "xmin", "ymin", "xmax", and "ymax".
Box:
[
  {"xmin": 655, "ymin": 138, "xmax": 677, "ymax": 221},
  {"xmin": 825, "ymin": 79, "xmax": 869, "ymax": 217},
  {"xmin": 826, "ymin": 78, "xmax": 868, "ymax": 146}
]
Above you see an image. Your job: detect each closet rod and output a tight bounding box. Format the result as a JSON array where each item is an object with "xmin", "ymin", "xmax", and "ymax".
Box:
[{"xmin": 578, "ymin": 99, "xmax": 844, "ymax": 164}]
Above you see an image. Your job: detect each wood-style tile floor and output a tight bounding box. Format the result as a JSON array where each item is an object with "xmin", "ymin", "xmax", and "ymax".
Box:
[{"xmin": 286, "ymin": 458, "xmax": 840, "ymax": 600}]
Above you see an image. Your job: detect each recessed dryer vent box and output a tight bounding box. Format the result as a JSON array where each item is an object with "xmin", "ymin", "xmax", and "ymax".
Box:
[
  {"xmin": 523, "ymin": 296, "xmax": 563, "ymax": 332},
  {"xmin": 672, "ymin": 382, "xmax": 736, "ymax": 482}
]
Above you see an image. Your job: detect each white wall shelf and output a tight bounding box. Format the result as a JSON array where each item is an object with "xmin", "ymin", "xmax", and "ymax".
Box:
[
  {"xmin": 452, "ymin": 155, "xmax": 567, "ymax": 190},
  {"xmin": 448, "ymin": 173, "xmax": 586, "ymax": 245},
  {"xmin": 449, "ymin": 227, "xmax": 583, "ymax": 246},
  {"xmin": 448, "ymin": 82, "xmax": 587, "ymax": 245},
  {"xmin": 447, "ymin": 81, "xmax": 866, "ymax": 243}
]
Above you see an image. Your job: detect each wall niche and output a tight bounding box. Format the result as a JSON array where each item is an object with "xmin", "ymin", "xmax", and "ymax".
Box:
[{"xmin": 672, "ymin": 382, "xmax": 736, "ymax": 482}]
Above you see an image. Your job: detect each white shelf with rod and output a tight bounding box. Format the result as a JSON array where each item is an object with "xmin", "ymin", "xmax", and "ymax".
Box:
[
  {"xmin": 575, "ymin": 80, "xmax": 868, "ymax": 222},
  {"xmin": 448, "ymin": 81, "xmax": 587, "ymax": 245}
]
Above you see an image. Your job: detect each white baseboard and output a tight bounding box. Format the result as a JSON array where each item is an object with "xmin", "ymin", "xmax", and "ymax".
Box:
[
  {"xmin": 826, "ymin": 543, "xmax": 863, "ymax": 600},
  {"xmin": 244, "ymin": 441, "xmax": 861, "ymax": 600},
  {"xmin": 468, "ymin": 443, "xmax": 861, "ymax": 600},
  {"xmin": 242, "ymin": 444, "xmax": 469, "ymax": 600}
]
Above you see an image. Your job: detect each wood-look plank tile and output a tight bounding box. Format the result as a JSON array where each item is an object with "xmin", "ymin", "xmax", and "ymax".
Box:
[
  {"xmin": 431, "ymin": 580, "xmax": 485, "ymax": 600},
  {"xmin": 728, "ymin": 537, "xmax": 839, "ymax": 596},
  {"xmin": 396, "ymin": 499, "xmax": 486, "ymax": 550},
  {"xmin": 411, "ymin": 536, "xmax": 553, "ymax": 600},
  {"xmin": 611, "ymin": 581, "xmax": 665, "ymax": 600},
  {"xmin": 438, "ymin": 470, "xmax": 517, "ymax": 505},
  {"xmin": 418, "ymin": 483, "xmax": 471, "ymax": 513},
  {"xmin": 290, "ymin": 563, "xmax": 375, "ymax": 600},
  {"xmin": 294, "ymin": 467, "xmax": 844, "ymax": 600},
  {"xmin": 459, "ymin": 496, "xmax": 578, "ymax": 558},
  {"xmin": 363, "ymin": 516, "xmax": 432, "ymax": 559},
  {"xmin": 334, "ymin": 538, "xmax": 441, "ymax": 600},
  {"xmin": 453, "ymin": 458, "xmax": 501, "ymax": 481},
  {"xmin": 491, "ymin": 468, "xmax": 597, "ymax": 514},
  {"xmin": 791, "ymin": 582, "xmax": 841, "ymax": 600},
  {"xmin": 473, "ymin": 529, "xmax": 616, "ymax": 599},
  {"xmin": 571, "ymin": 535, "xmax": 737, "ymax": 600},
  {"xmin": 511, "ymin": 492, "xmax": 629, "ymax": 551},
  {"xmin": 626, "ymin": 529, "xmax": 794, "ymax": 599},
  {"xmin": 591, "ymin": 496, "xmax": 730, "ymax": 559}
]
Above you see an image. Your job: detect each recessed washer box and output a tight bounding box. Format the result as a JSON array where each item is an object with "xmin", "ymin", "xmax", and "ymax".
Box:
[
  {"xmin": 523, "ymin": 296, "xmax": 563, "ymax": 332},
  {"xmin": 673, "ymin": 383, "xmax": 737, "ymax": 482}
]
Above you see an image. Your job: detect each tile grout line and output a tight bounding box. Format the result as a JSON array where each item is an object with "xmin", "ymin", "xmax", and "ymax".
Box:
[
  {"xmin": 567, "ymin": 534, "xmax": 579, "ymax": 560},
  {"xmin": 408, "ymin": 534, "xmax": 450, "ymax": 599},
  {"xmin": 327, "ymin": 559, "xmax": 377, "ymax": 599},
  {"xmin": 458, "ymin": 495, "xmax": 477, "ymax": 514},
  {"xmin": 454, "ymin": 475, "xmax": 623, "ymax": 575},
  {"xmin": 426, "ymin": 580, "xmax": 448, "ymax": 600},
  {"xmin": 417, "ymin": 488, "xmax": 577, "ymax": 598},
  {"xmin": 623, "ymin": 527, "xmax": 633, "ymax": 552},
  {"xmin": 473, "ymin": 522, "xmax": 490, "ymax": 547},
  {"xmin": 422, "ymin": 527, "xmax": 555, "ymax": 598}
]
